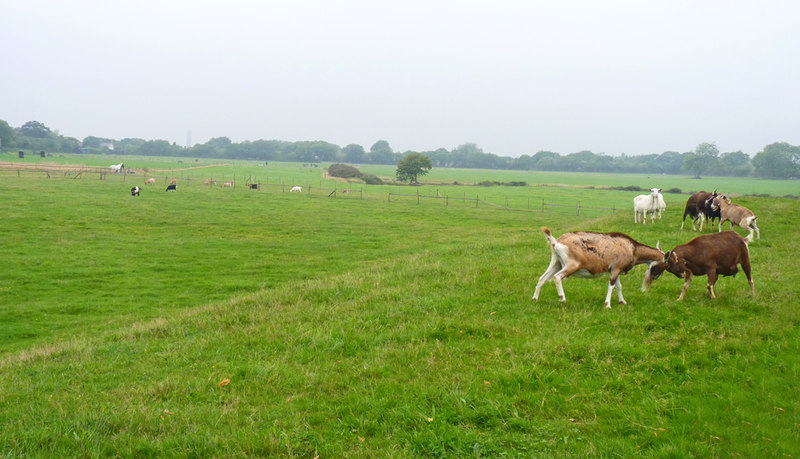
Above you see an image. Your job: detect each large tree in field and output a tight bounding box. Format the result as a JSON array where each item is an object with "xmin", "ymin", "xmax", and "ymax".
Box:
[
  {"xmin": 396, "ymin": 153, "xmax": 432, "ymax": 184},
  {"xmin": 683, "ymin": 142, "xmax": 720, "ymax": 178}
]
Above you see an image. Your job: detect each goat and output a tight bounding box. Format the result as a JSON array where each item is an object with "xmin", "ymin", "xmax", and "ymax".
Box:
[
  {"xmin": 144, "ymin": 178, "xmax": 156, "ymax": 185},
  {"xmin": 711, "ymin": 195, "xmax": 760, "ymax": 239},
  {"xmin": 643, "ymin": 231, "xmax": 754, "ymax": 300},
  {"xmin": 248, "ymin": 183, "xmax": 259, "ymax": 190},
  {"xmin": 655, "ymin": 193, "xmax": 666, "ymax": 219},
  {"xmin": 165, "ymin": 184, "xmax": 177, "ymax": 192},
  {"xmin": 131, "ymin": 186, "xmax": 140, "ymax": 196},
  {"xmin": 109, "ymin": 163, "xmax": 124, "ymax": 173},
  {"xmin": 223, "ymin": 181, "xmax": 234, "ymax": 188},
  {"xmin": 533, "ymin": 227, "xmax": 663, "ymax": 308},
  {"xmin": 204, "ymin": 178, "xmax": 216, "ymax": 186},
  {"xmin": 290, "ymin": 186, "xmax": 302, "ymax": 192},
  {"xmin": 633, "ymin": 188, "xmax": 663, "ymax": 224},
  {"xmin": 681, "ymin": 189, "xmax": 716, "ymax": 231}
]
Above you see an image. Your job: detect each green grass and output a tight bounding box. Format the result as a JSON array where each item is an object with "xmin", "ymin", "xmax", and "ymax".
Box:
[{"xmin": 1, "ymin": 158, "xmax": 799, "ymax": 457}]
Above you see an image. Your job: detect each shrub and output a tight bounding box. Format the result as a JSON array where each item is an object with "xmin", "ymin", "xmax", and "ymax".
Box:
[
  {"xmin": 362, "ymin": 174, "xmax": 383, "ymax": 185},
  {"xmin": 328, "ymin": 164, "xmax": 362, "ymax": 179}
]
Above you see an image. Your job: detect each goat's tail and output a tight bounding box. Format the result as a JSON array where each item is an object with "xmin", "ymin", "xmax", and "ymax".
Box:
[
  {"xmin": 541, "ymin": 227, "xmax": 558, "ymax": 248},
  {"xmin": 743, "ymin": 233, "xmax": 754, "ymax": 244}
]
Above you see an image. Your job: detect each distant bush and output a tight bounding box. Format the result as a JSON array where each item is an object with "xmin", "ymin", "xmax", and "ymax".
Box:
[
  {"xmin": 328, "ymin": 164, "xmax": 362, "ymax": 179},
  {"xmin": 361, "ymin": 174, "xmax": 383, "ymax": 185},
  {"xmin": 665, "ymin": 187, "xmax": 682, "ymax": 194},
  {"xmin": 478, "ymin": 180, "xmax": 528, "ymax": 187}
]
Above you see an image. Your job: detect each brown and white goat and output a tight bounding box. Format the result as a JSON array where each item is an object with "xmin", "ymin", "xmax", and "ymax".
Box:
[
  {"xmin": 533, "ymin": 227, "xmax": 663, "ymax": 308},
  {"xmin": 710, "ymin": 195, "xmax": 760, "ymax": 240},
  {"xmin": 643, "ymin": 231, "xmax": 754, "ymax": 301}
]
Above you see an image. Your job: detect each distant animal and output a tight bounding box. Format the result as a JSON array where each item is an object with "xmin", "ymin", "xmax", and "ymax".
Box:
[
  {"xmin": 131, "ymin": 186, "xmax": 140, "ymax": 196},
  {"xmin": 223, "ymin": 181, "xmax": 234, "ymax": 188},
  {"xmin": 248, "ymin": 183, "xmax": 259, "ymax": 190},
  {"xmin": 165, "ymin": 184, "xmax": 177, "ymax": 192},
  {"xmin": 681, "ymin": 190, "xmax": 717, "ymax": 231},
  {"xmin": 204, "ymin": 178, "xmax": 216, "ymax": 186},
  {"xmin": 110, "ymin": 163, "xmax": 124, "ymax": 173},
  {"xmin": 144, "ymin": 178, "xmax": 156, "ymax": 185},
  {"xmin": 532, "ymin": 227, "xmax": 664, "ymax": 308},
  {"xmin": 710, "ymin": 195, "xmax": 760, "ymax": 240},
  {"xmin": 633, "ymin": 188, "xmax": 663, "ymax": 224},
  {"xmin": 290, "ymin": 186, "xmax": 302, "ymax": 192},
  {"xmin": 643, "ymin": 231, "xmax": 754, "ymax": 301}
]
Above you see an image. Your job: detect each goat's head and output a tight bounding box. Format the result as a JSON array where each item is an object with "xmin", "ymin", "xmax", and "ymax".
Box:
[
  {"xmin": 642, "ymin": 250, "xmax": 687, "ymax": 291},
  {"xmin": 709, "ymin": 195, "xmax": 730, "ymax": 211}
]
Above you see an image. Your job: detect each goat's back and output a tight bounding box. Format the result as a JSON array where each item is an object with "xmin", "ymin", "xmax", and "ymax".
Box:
[{"xmin": 674, "ymin": 231, "xmax": 749, "ymax": 267}]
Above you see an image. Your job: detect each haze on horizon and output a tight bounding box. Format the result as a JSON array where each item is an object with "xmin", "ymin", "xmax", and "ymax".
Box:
[{"xmin": 2, "ymin": 1, "xmax": 799, "ymax": 158}]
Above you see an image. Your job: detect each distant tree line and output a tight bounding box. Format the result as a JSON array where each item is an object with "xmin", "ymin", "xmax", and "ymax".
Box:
[{"xmin": 1, "ymin": 119, "xmax": 798, "ymax": 179}]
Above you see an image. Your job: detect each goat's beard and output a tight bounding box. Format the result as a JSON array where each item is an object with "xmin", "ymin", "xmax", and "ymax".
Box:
[{"xmin": 641, "ymin": 261, "xmax": 659, "ymax": 292}]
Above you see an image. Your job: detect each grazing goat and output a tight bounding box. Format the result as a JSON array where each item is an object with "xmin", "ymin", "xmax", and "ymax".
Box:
[
  {"xmin": 633, "ymin": 188, "xmax": 663, "ymax": 224},
  {"xmin": 681, "ymin": 190, "xmax": 716, "ymax": 231},
  {"xmin": 144, "ymin": 178, "xmax": 156, "ymax": 185},
  {"xmin": 711, "ymin": 195, "xmax": 760, "ymax": 239},
  {"xmin": 110, "ymin": 163, "xmax": 125, "ymax": 173},
  {"xmin": 643, "ymin": 231, "xmax": 754, "ymax": 300},
  {"xmin": 165, "ymin": 184, "xmax": 177, "ymax": 192},
  {"xmin": 131, "ymin": 186, "xmax": 140, "ymax": 196},
  {"xmin": 533, "ymin": 227, "xmax": 663, "ymax": 308},
  {"xmin": 290, "ymin": 186, "xmax": 302, "ymax": 192},
  {"xmin": 223, "ymin": 181, "xmax": 234, "ymax": 188},
  {"xmin": 248, "ymin": 183, "xmax": 259, "ymax": 190}
]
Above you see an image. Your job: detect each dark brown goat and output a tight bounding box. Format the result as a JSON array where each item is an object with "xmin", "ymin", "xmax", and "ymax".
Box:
[
  {"xmin": 681, "ymin": 189, "xmax": 717, "ymax": 231},
  {"xmin": 643, "ymin": 231, "xmax": 754, "ymax": 301}
]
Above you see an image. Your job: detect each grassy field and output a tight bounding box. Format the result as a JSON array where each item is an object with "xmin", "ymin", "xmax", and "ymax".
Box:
[{"xmin": 1, "ymin": 155, "xmax": 799, "ymax": 457}]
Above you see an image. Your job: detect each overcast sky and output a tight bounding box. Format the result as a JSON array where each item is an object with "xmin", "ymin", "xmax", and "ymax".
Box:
[{"xmin": 2, "ymin": 1, "xmax": 799, "ymax": 157}]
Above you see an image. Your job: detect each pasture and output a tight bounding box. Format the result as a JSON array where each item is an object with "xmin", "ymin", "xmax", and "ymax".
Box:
[{"xmin": 1, "ymin": 156, "xmax": 799, "ymax": 457}]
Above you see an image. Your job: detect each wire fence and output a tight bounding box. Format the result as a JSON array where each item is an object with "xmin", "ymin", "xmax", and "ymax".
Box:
[{"xmin": 0, "ymin": 164, "xmax": 627, "ymax": 216}]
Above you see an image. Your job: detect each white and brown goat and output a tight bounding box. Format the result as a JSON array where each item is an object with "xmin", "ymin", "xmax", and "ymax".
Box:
[
  {"xmin": 533, "ymin": 227, "xmax": 663, "ymax": 308},
  {"xmin": 710, "ymin": 195, "xmax": 760, "ymax": 240},
  {"xmin": 643, "ymin": 231, "xmax": 754, "ymax": 301}
]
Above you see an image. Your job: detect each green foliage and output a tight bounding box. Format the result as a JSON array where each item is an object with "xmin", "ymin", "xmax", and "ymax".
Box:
[
  {"xmin": 328, "ymin": 163, "xmax": 362, "ymax": 179},
  {"xmin": 396, "ymin": 152, "xmax": 432, "ymax": 184},
  {"xmin": 0, "ymin": 159, "xmax": 799, "ymax": 457},
  {"xmin": 752, "ymin": 142, "xmax": 800, "ymax": 178}
]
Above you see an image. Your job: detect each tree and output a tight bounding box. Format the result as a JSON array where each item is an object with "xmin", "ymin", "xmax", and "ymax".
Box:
[
  {"xmin": 752, "ymin": 142, "xmax": 799, "ymax": 178},
  {"xmin": 0, "ymin": 119, "xmax": 14, "ymax": 148},
  {"xmin": 342, "ymin": 144, "xmax": 366, "ymax": 164},
  {"xmin": 683, "ymin": 142, "xmax": 720, "ymax": 178},
  {"xmin": 367, "ymin": 140, "xmax": 396, "ymax": 164},
  {"xmin": 18, "ymin": 120, "xmax": 52, "ymax": 138},
  {"xmin": 396, "ymin": 153, "xmax": 432, "ymax": 184}
]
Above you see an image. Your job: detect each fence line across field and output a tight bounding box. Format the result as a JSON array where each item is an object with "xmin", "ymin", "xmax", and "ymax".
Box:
[{"xmin": 1, "ymin": 165, "xmax": 627, "ymax": 215}]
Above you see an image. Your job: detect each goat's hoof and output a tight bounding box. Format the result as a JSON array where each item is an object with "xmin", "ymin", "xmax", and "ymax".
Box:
[
  {"xmin": 619, "ymin": 300, "xmax": 627, "ymax": 305},
  {"xmin": 558, "ymin": 297, "xmax": 566, "ymax": 302},
  {"xmin": 604, "ymin": 303, "xmax": 611, "ymax": 309}
]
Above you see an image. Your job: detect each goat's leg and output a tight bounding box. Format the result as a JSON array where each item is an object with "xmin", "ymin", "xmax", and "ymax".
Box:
[
  {"xmin": 604, "ymin": 275, "xmax": 625, "ymax": 308},
  {"xmin": 707, "ymin": 268, "xmax": 718, "ymax": 299},
  {"xmin": 677, "ymin": 272, "xmax": 693, "ymax": 301},
  {"xmin": 533, "ymin": 257, "xmax": 560, "ymax": 301},
  {"xmin": 552, "ymin": 263, "xmax": 582, "ymax": 303}
]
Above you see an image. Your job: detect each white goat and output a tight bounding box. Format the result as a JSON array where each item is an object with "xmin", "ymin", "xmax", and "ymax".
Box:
[
  {"xmin": 223, "ymin": 181, "xmax": 234, "ymax": 188},
  {"xmin": 711, "ymin": 196, "xmax": 760, "ymax": 239},
  {"xmin": 655, "ymin": 192, "xmax": 666, "ymax": 220},
  {"xmin": 144, "ymin": 177, "xmax": 156, "ymax": 185},
  {"xmin": 532, "ymin": 227, "xmax": 663, "ymax": 308},
  {"xmin": 633, "ymin": 188, "xmax": 663, "ymax": 224},
  {"xmin": 290, "ymin": 186, "xmax": 302, "ymax": 192},
  {"xmin": 109, "ymin": 163, "xmax": 124, "ymax": 173}
]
